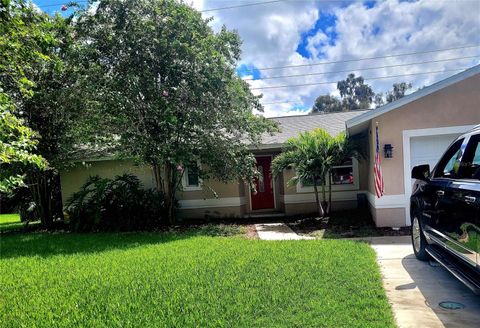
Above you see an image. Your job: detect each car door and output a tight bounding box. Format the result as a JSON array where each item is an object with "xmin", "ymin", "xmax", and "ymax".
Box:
[
  {"xmin": 428, "ymin": 135, "xmax": 479, "ymax": 267},
  {"xmin": 422, "ymin": 138, "xmax": 465, "ymax": 248},
  {"xmin": 453, "ymin": 134, "xmax": 480, "ymax": 267}
]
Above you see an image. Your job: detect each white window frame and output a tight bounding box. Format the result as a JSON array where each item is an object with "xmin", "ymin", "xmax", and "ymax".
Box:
[
  {"xmin": 296, "ymin": 158, "xmax": 359, "ymax": 193},
  {"xmin": 182, "ymin": 163, "xmax": 202, "ymax": 191}
]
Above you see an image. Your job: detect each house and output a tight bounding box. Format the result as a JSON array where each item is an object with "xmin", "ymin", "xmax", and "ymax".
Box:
[
  {"xmin": 60, "ymin": 110, "xmax": 368, "ymax": 220},
  {"xmin": 346, "ymin": 64, "xmax": 480, "ymax": 227},
  {"xmin": 59, "ymin": 65, "xmax": 480, "ymax": 226}
]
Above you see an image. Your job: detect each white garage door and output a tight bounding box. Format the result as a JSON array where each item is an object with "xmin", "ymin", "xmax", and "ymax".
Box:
[
  {"xmin": 403, "ymin": 126, "xmax": 474, "ymax": 226},
  {"xmin": 404, "ymin": 133, "xmax": 460, "ymax": 225},
  {"xmin": 410, "ymin": 133, "xmax": 461, "ymax": 170}
]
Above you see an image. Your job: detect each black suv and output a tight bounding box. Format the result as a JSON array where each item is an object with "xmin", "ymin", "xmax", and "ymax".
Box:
[{"xmin": 411, "ymin": 125, "xmax": 480, "ymax": 294}]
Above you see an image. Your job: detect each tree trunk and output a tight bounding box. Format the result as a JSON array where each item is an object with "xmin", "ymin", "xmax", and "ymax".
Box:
[
  {"xmin": 166, "ymin": 162, "xmax": 176, "ymax": 225},
  {"xmin": 327, "ymin": 171, "xmax": 332, "ymax": 216},
  {"xmin": 313, "ymin": 182, "xmax": 324, "ymax": 218},
  {"xmin": 152, "ymin": 162, "xmax": 177, "ymax": 225},
  {"xmin": 26, "ymin": 169, "xmax": 63, "ymax": 229},
  {"xmin": 320, "ymin": 179, "xmax": 328, "ymax": 216}
]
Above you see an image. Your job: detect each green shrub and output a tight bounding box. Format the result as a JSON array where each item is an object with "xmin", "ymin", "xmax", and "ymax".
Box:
[{"xmin": 65, "ymin": 174, "xmax": 165, "ymax": 231}]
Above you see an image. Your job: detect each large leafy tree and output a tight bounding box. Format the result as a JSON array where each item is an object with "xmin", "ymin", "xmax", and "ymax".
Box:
[
  {"xmin": 74, "ymin": 0, "xmax": 277, "ymax": 222},
  {"xmin": 0, "ymin": 0, "xmax": 78, "ymax": 225},
  {"xmin": 0, "ymin": 0, "xmax": 54, "ymax": 195},
  {"xmin": 337, "ymin": 73, "xmax": 375, "ymax": 110},
  {"xmin": 311, "ymin": 73, "xmax": 374, "ymax": 113},
  {"xmin": 0, "ymin": 95, "xmax": 45, "ymax": 193},
  {"xmin": 272, "ymin": 129, "xmax": 354, "ymax": 217},
  {"xmin": 311, "ymin": 95, "xmax": 342, "ymax": 114},
  {"xmin": 312, "ymin": 75, "xmax": 412, "ymax": 112},
  {"xmin": 374, "ymin": 82, "xmax": 413, "ymax": 108},
  {"xmin": 386, "ymin": 82, "xmax": 412, "ymax": 103}
]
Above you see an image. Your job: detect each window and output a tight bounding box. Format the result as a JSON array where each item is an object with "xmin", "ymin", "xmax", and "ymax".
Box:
[
  {"xmin": 433, "ymin": 139, "xmax": 464, "ymax": 179},
  {"xmin": 297, "ymin": 158, "xmax": 358, "ymax": 193},
  {"xmin": 330, "ymin": 159, "xmax": 354, "ymax": 185},
  {"xmin": 457, "ymin": 135, "xmax": 480, "ymax": 180},
  {"xmin": 182, "ymin": 162, "xmax": 202, "ymax": 190},
  {"xmin": 186, "ymin": 163, "xmax": 199, "ymax": 187}
]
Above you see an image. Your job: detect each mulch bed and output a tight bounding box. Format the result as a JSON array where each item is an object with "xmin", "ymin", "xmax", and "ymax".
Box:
[{"xmin": 286, "ymin": 213, "xmax": 411, "ymax": 239}]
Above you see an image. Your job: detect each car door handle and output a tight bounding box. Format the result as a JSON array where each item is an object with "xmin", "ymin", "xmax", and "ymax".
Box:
[
  {"xmin": 464, "ymin": 196, "xmax": 476, "ymax": 203},
  {"xmin": 436, "ymin": 190, "xmax": 445, "ymax": 196}
]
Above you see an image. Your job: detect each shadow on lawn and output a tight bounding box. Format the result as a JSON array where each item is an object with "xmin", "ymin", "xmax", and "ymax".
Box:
[{"xmin": 0, "ymin": 224, "xmax": 245, "ymax": 259}]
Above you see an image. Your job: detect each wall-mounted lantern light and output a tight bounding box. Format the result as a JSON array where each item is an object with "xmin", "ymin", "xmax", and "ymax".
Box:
[{"xmin": 384, "ymin": 144, "xmax": 394, "ymax": 159}]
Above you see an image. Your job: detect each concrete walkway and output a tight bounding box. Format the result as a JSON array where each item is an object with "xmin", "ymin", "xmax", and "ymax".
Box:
[
  {"xmin": 361, "ymin": 236, "xmax": 480, "ymax": 328},
  {"xmin": 254, "ymin": 223, "xmax": 313, "ymax": 240}
]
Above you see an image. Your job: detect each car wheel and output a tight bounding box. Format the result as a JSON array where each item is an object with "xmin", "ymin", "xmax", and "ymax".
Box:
[{"xmin": 411, "ymin": 214, "xmax": 429, "ymax": 261}]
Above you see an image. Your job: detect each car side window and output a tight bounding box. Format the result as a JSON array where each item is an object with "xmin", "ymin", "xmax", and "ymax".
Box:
[
  {"xmin": 433, "ymin": 138, "xmax": 464, "ymax": 179},
  {"xmin": 458, "ymin": 134, "xmax": 480, "ymax": 180}
]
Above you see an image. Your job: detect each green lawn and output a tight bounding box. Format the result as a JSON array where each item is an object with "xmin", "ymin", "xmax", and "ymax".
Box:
[
  {"xmin": 0, "ymin": 214, "xmax": 42, "ymax": 233},
  {"xmin": 0, "ymin": 214, "xmax": 22, "ymax": 232},
  {"xmin": 0, "ymin": 213, "xmax": 20, "ymax": 224},
  {"xmin": 0, "ymin": 231, "xmax": 395, "ymax": 327}
]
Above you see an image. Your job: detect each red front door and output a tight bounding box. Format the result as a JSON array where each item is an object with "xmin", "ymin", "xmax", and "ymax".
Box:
[{"xmin": 251, "ymin": 156, "xmax": 275, "ymax": 210}]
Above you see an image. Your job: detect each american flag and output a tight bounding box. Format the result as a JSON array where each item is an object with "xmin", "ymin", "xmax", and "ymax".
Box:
[{"xmin": 374, "ymin": 125, "xmax": 385, "ymax": 198}]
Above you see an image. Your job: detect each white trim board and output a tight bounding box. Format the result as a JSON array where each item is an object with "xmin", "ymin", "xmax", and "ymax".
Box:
[
  {"xmin": 282, "ymin": 190, "xmax": 365, "ymax": 204},
  {"xmin": 402, "ymin": 125, "xmax": 475, "ymax": 225},
  {"xmin": 346, "ymin": 65, "xmax": 480, "ymax": 130},
  {"xmin": 178, "ymin": 197, "xmax": 246, "ymax": 209},
  {"xmin": 366, "ymin": 192, "xmax": 407, "ymax": 209}
]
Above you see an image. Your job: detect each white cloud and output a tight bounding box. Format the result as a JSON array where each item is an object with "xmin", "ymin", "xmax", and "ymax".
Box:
[
  {"xmin": 199, "ymin": 0, "xmax": 480, "ymax": 117},
  {"xmin": 306, "ymin": 32, "xmax": 329, "ymax": 59},
  {"xmin": 30, "ymin": 2, "xmax": 43, "ymax": 13},
  {"xmin": 188, "ymin": 0, "xmax": 204, "ymax": 11}
]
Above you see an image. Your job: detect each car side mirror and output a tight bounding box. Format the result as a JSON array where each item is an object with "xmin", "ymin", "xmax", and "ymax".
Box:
[{"xmin": 412, "ymin": 164, "xmax": 430, "ymax": 181}]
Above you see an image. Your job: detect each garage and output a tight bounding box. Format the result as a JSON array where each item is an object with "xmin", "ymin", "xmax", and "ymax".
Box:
[
  {"xmin": 346, "ymin": 65, "xmax": 480, "ymax": 227},
  {"xmin": 409, "ymin": 134, "xmax": 460, "ymax": 170},
  {"xmin": 403, "ymin": 130, "xmax": 470, "ymax": 223}
]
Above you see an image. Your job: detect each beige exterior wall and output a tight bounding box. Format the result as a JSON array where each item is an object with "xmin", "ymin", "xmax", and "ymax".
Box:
[
  {"xmin": 278, "ymin": 158, "xmax": 368, "ymax": 216},
  {"xmin": 366, "ymin": 73, "xmax": 480, "ymax": 227},
  {"xmin": 60, "ymin": 151, "xmax": 368, "ymax": 219},
  {"xmin": 60, "ymin": 159, "xmax": 156, "ymax": 203},
  {"xmin": 60, "ymin": 160, "xmax": 246, "ymax": 220},
  {"xmin": 177, "ymin": 180, "xmax": 242, "ymax": 200}
]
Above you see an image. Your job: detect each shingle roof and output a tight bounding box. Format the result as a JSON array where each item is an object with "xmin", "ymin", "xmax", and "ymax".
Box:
[{"xmin": 260, "ymin": 110, "xmax": 369, "ymax": 145}]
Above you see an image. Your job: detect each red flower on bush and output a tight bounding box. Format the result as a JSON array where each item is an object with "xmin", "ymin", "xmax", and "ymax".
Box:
[{"xmin": 61, "ymin": 5, "xmax": 68, "ymax": 11}]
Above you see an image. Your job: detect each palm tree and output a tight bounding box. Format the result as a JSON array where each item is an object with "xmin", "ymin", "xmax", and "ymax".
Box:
[{"xmin": 271, "ymin": 128, "xmax": 360, "ymax": 217}]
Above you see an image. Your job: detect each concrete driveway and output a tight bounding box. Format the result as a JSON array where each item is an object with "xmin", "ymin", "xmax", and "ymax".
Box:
[{"xmin": 363, "ymin": 236, "xmax": 480, "ymax": 328}]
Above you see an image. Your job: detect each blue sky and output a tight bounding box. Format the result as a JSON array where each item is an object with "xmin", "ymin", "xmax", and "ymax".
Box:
[
  {"xmin": 296, "ymin": 11, "xmax": 338, "ymax": 59},
  {"xmin": 236, "ymin": 64, "xmax": 261, "ymax": 80},
  {"xmin": 32, "ymin": 0, "xmax": 83, "ymax": 15}
]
